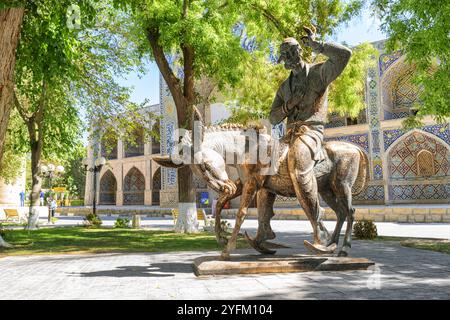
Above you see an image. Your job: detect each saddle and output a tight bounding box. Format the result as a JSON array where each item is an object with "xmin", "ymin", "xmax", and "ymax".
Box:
[{"xmin": 281, "ymin": 120, "xmax": 326, "ymax": 163}]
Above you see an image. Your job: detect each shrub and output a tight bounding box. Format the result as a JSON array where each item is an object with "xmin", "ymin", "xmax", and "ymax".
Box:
[
  {"xmin": 70, "ymin": 199, "xmax": 84, "ymax": 206},
  {"xmin": 114, "ymin": 217, "xmax": 131, "ymax": 228},
  {"xmin": 83, "ymin": 213, "xmax": 102, "ymax": 228},
  {"xmin": 353, "ymin": 220, "xmax": 378, "ymax": 239}
]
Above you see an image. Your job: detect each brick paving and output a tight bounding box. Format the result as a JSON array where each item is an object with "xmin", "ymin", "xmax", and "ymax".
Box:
[{"xmin": 0, "ymin": 219, "xmax": 449, "ymax": 300}]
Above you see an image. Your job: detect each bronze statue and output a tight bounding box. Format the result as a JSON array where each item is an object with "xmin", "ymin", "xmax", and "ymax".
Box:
[
  {"xmin": 154, "ymin": 117, "xmax": 368, "ymax": 259},
  {"xmin": 270, "ymin": 26, "xmax": 352, "ymax": 254},
  {"xmin": 154, "ymin": 26, "xmax": 362, "ymax": 259}
]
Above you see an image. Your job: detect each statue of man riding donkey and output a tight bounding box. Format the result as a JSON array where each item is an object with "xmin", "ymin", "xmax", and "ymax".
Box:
[{"xmin": 155, "ymin": 25, "xmax": 369, "ymax": 260}]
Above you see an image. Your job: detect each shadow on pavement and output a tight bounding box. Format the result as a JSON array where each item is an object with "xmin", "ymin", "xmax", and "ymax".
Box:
[{"xmin": 73, "ymin": 262, "xmax": 194, "ymax": 278}]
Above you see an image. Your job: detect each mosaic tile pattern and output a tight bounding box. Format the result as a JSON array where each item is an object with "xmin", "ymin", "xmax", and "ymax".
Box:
[
  {"xmin": 383, "ymin": 124, "xmax": 450, "ymax": 151},
  {"xmin": 393, "ymin": 67, "xmax": 420, "ymax": 109},
  {"xmin": 388, "ymin": 131, "xmax": 450, "ymax": 180},
  {"xmin": 422, "ymin": 124, "xmax": 450, "ymax": 143},
  {"xmin": 367, "ymin": 61, "xmax": 383, "ymax": 180},
  {"xmin": 379, "ymin": 51, "xmax": 402, "ymax": 76},
  {"xmin": 160, "ymin": 74, "xmax": 178, "ymax": 189},
  {"xmin": 324, "ymin": 133, "xmax": 369, "ymax": 152},
  {"xmin": 383, "ymin": 110, "xmax": 410, "ymax": 120},
  {"xmin": 389, "ymin": 184, "xmax": 449, "ymax": 201},
  {"xmin": 383, "ymin": 128, "xmax": 407, "ymax": 151},
  {"xmin": 353, "ymin": 185, "xmax": 385, "ymax": 202}
]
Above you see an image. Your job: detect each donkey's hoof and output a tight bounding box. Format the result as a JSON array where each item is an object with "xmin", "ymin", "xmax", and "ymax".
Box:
[
  {"xmin": 244, "ymin": 231, "xmax": 277, "ymax": 255},
  {"xmin": 304, "ymin": 240, "xmax": 336, "ymax": 255},
  {"xmin": 337, "ymin": 250, "xmax": 348, "ymax": 257}
]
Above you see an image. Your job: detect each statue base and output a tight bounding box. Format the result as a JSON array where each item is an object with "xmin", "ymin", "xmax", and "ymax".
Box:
[{"xmin": 193, "ymin": 254, "xmax": 375, "ymax": 276}]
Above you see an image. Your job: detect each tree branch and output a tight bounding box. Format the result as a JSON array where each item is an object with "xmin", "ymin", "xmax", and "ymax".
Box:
[
  {"xmin": 181, "ymin": 0, "xmax": 195, "ymax": 104},
  {"xmin": 249, "ymin": 2, "xmax": 290, "ymax": 37},
  {"xmin": 146, "ymin": 26, "xmax": 185, "ymax": 104},
  {"xmin": 35, "ymin": 80, "xmax": 47, "ymax": 124},
  {"xmin": 13, "ymin": 88, "xmax": 30, "ymax": 122}
]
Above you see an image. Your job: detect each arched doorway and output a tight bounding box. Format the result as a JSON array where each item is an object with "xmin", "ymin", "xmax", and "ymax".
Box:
[
  {"xmin": 99, "ymin": 170, "xmax": 117, "ymax": 205},
  {"xmin": 123, "ymin": 167, "xmax": 145, "ymax": 205},
  {"xmin": 381, "ymin": 57, "xmax": 422, "ymax": 120},
  {"xmin": 152, "ymin": 167, "xmax": 161, "ymax": 205},
  {"xmin": 386, "ymin": 130, "xmax": 449, "ymax": 202}
]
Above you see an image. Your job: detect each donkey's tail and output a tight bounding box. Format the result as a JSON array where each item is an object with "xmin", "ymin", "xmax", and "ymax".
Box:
[{"xmin": 351, "ymin": 147, "xmax": 369, "ymax": 196}]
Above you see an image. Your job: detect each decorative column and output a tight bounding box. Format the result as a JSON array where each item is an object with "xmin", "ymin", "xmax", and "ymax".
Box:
[
  {"xmin": 84, "ymin": 132, "xmax": 99, "ymax": 206},
  {"xmin": 117, "ymin": 139, "xmax": 124, "ymax": 160},
  {"xmin": 365, "ymin": 42, "xmax": 386, "ymax": 204},
  {"xmin": 116, "ymin": 163, "xmax": 123, "ymax": 206},
  {"xmin": 144, "ymin": 159, "xmax": 152, "ymax": 205},
  {"xmin": 159, "ymin": 74, "xmax": 179, "ymax": 207}
]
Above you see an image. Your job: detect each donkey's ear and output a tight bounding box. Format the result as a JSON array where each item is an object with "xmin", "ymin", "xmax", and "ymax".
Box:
[
  {"xmin": 153, "ymin": 155, "xmax": 185, "ymax": 168},
  {"xmin": 193, "ymin": 105, "xmax": 203, "ymax": 123}
]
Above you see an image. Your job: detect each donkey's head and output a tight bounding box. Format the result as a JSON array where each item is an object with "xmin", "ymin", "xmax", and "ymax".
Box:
[{"xmin": 153, "ymin": 106, "xmax": 237, "ymax": 194}]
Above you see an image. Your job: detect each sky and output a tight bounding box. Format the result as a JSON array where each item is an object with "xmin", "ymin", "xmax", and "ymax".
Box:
[{"xmin": 118, "ymin": 6, "xmax": 386, "ymax": 109}]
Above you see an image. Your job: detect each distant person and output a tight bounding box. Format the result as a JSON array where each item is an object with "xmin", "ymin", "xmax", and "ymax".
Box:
[
  {"xmin": 40, "ymin": 191, "xmax": 45, "ymax": 206},
  {"xmin": 48, "ymin": 197, "xmax": 57, "ymax": 223},
  {"xmin": 19, "ymin": 191, "xmax": 25, "ymax": 207}
]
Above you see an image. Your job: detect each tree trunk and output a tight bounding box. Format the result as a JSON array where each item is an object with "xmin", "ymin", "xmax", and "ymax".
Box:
[
  {"xmin": 0, "ymin": 235, "xmax": 12, "ymax": 248},
  {"xmin": 146, "ymin": 27, "xmax": 198, "ymax": 233},
  {"xmin": 174, "ymin": 101, "xmax": 198, "ymax": 233},
  {"xmin": 26, "ymin": 129, "xmax": 43, "ymax": 230},
  {"xmin": 0, "ymin": 7, "xmax": 24, "ymax": 166},
  {"xmin": 1, "ymin": 6, "xmax": 26, "ymax": 243},
  {"xmin": 175, "ymin": 165, "xmax": 198, "ymax": 233}
]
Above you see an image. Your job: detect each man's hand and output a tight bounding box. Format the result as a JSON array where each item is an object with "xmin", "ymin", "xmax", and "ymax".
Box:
[{"xmin": 301, "ymin": 25, "xmax": 316, "ymax": 48}]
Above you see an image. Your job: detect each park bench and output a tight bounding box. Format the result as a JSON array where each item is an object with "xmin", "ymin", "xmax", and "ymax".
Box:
[
  {"xmin": 3, "ymin": 209, "xmax": 26, "ymax": 223},
  {"xmin": 171, "ymin": 208, "xmax": 212, "ymax": 227}
]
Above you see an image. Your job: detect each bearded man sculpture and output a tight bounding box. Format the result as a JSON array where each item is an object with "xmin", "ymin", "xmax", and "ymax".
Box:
[{"xmin": 269, "ymin": 27, "xmax": 352, "ymax": 248}]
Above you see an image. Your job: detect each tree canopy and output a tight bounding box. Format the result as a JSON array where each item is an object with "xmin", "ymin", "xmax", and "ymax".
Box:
[{"xmin": 373, "ymin": 0, "xmax": 450, "ymax": 126}]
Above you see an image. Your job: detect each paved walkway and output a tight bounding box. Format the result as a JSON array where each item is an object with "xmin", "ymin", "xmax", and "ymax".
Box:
[
  {"xmin": 1, "ymin": 218, "xmax": 449, "ymax": 300},
  {"xmin": 32, "ymin": 216, "xmax": 450, "ymax": 239}
]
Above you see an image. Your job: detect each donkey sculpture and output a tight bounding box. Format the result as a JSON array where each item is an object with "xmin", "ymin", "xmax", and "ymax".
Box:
[{"xmin": 154, "ymin": 110, "xmax": 368, "ymax": 259}]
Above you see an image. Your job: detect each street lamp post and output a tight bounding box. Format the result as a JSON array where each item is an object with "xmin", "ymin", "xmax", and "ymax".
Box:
[
  {"xmin": 83, "ymin": 157, "xmax": 106, "ymax": 216},
  {"xmin": 41, "ymin": 164, "xmax": 65, "ymax": 223}
]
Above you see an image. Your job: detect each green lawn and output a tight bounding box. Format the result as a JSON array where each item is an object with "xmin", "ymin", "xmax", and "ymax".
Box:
[
  {"xmin": 376, "ymin": 236, "xmax": 450, "ymax": 254},
  {"xmin": 400, "ymin": 239, "xmax": 450, "ymax": 254},
  {"xmin": 0, "ymin": 227, "xmax": 248, "ymax": 257}
]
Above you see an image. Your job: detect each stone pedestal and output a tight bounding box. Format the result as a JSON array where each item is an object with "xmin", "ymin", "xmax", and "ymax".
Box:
[
  {"xmin": 193, "ymin": 254, "xmax": 375, "ymax": 276},
  {"xmin": 132, "ymin": 215, "xmax": 141, "ymax": 228}
]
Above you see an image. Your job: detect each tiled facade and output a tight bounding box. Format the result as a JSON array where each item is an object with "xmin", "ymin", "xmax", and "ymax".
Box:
[
  {"xmin": 323, "ymin": 40, "xmax": 449, "ymax": 205},
  {"xmin": 86, "ymin": 40, "xmax": 449, "ymax": 208},
  {"xmin": 273, "ymin": 40, "xmax": 449, "ymax": 206}
]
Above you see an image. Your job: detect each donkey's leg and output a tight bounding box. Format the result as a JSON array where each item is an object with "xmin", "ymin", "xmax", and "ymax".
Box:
[
  {"xmin": 221, "ymin": 179, "xmax": 257, "ymax": 260},
  {"xmin": 255, "ymin": 188, "xmax": 276, "ymax": 242},
  {"xmin": 215, "ymin": 180, "xmax": 242, "ymax": 246},
  {"xmin": 244, "ymin": 188, "xmax": 277, "ymax": 254},
  {"xmin": 338, "ymin": 184, "xmax": 355, "ymax": 257},
  {"xmin": 319, "ymin": 188, "xmax": 346, "ymax": 248}
]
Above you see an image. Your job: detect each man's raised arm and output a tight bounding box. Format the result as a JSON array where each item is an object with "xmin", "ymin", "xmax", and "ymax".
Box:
[{"xmin": 302, "ymin": 26, "xmax": 352, "ymax": 86}]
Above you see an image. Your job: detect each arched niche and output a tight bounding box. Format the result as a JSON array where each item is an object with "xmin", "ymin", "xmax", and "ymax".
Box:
[
  {"xmin": 123, "ymin": 167, "xmax": 145, "ymax": 205},
  {"xmin": 380, "ymin": 56, "xmax": 421, "ymax": 120},
  {"xmin": 99, "ymin": 170, "xmax": 117, "ymax": 205}
]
